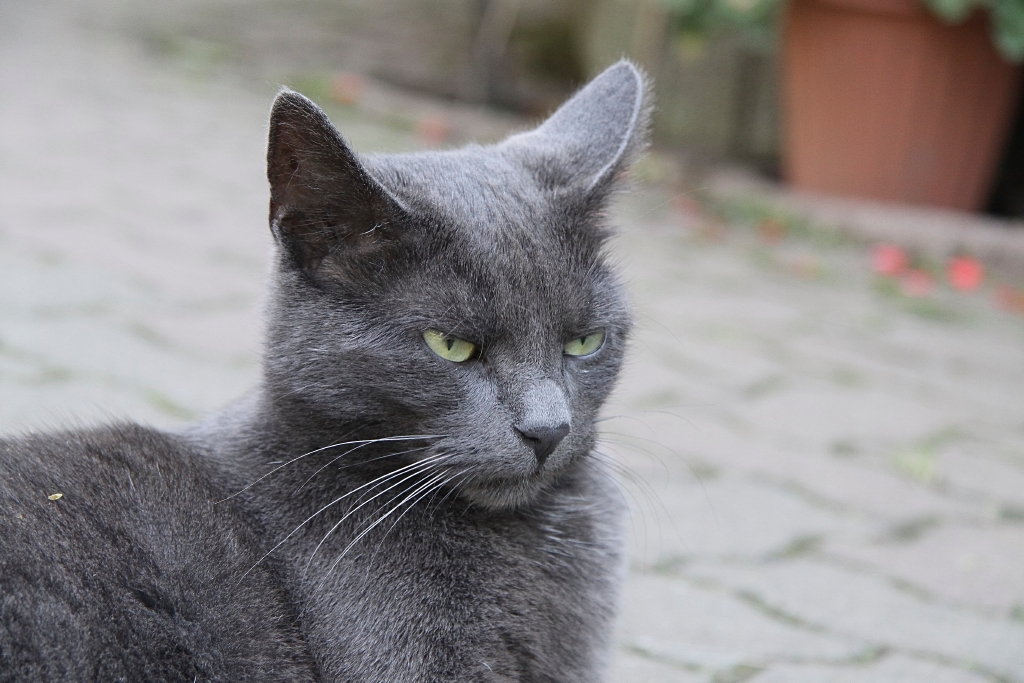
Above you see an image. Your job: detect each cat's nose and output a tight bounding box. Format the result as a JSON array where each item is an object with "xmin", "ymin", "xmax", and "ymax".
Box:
[{"xmin": 516, "ymin": 423, "xmax": 570, "ymax": 466}]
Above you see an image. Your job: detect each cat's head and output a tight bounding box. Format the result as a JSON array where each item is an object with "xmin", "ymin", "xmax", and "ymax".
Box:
[{"xmin": 262, "ymin": 62, "xmax": 649, "ymax": 510}]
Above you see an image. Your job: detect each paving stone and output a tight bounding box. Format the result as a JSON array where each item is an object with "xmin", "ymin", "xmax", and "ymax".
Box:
[
  {"xmin": 737, "ymin": 385, "xmax": 949, "ymax": 446},
  {"xmin": 750, "ymin": 653, "xmax": 992, "ymax": 683},
  {"xmin": 618, "ymin": 572, "xmax": 867, "ymax": 673},
  {"xmin": 128, "ymin": 307, "xmax": 263, "ymax": 363},
  {"xmin": 602, "ymin": 408, "xmax": 984, "ymax": 526},
  {"xmin": 748, "ymin": 447, "xmax": 982, "ymax": 524},
  {"xmin": 0, "ymin": 318, "xmax": 255, "ymax": 418},
  {"xmin": 790, "ymin": 329, "xmax": 1024, "ymax": 426},
  {"xmin": 827, "ymin": 523, "xmax": 1024, "ymax": 616},
  {"xmin": 937, "ymin": 445, "xmax": 1024, "ymax": 509},
  {"xmin": 0, "ymin": 382, "xmax": 181, "ymax": 433},
  {"xmin": 619, "ymin": 476, "xmax": 878, "ymax": 565},
  {"xmin": 609, "ymin": 649, "xmax": 708, "ymax": 683},
  {"xmin": 685, "ymin": 558, "xmax": 1024, "ymax": 680}
]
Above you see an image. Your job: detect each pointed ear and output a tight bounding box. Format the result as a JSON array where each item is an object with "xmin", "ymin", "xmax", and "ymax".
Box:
[
  {"xmin": 501, "ymin": 60, "xmax": 651, "ymax": 193},
  {"xmin": 266, "ymin": 90, "xmax": 405, "ymax": 276}
]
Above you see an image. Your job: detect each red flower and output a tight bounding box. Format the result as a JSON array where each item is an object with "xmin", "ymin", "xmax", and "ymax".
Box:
[
  {"xmin": 871, "ymin": 243, "xmax": 908, "ymax": 276},
  {"xmin": 330, "ymin": 72, "xmax": 365, "ymax": 106},
  {"xmin": 996, "ymin": 285, "xmax": 1024, "ymax": 313},
  {"xmin": 416, "ymin": 115, "xmax": 450, "ymax": 147},
  {"xmin": 947, "ymin": 256, "xmax": 984, "ymax": 291},
  {"xmin": 671, "ymin": 195, "xmax": 701, "ymax": 216},
  {"xmin": 758, "ymin": 219, "xmax": 786, "ymax": 244},
  {"xmin": 901, "ymin": 269, "xmax": 934, "ymax": 297}
]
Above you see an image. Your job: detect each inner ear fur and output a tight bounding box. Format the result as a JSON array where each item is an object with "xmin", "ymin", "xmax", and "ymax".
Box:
[
  {"xmin": 501, "ymin": 60, "xmax": 651, "ymax": 194},
  {"xmin": 266, "ymin": 89, "xmax": 405, "ymax": 275}
]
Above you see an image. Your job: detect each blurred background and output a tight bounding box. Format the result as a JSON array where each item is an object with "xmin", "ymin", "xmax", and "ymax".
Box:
[
  {"xmin": 92, "ymin": 0, "xmax": 1024, "ymax": 214},
  {"xmin": 2, "ymin": 0, "xmax": 1024, "ymax": 681}
]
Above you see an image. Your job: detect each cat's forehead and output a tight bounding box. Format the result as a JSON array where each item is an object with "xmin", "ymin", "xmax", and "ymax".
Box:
[
  {"xmin": 355, "ymin": 150, "xmax": 614, "ymax": 336},
  {"xmin": 364, "ymin": 148, "xmax": 552, "ymax": 233},
  {"xmin": 366, "ymin": 147, "xmax": 609, "ymax": 297}
]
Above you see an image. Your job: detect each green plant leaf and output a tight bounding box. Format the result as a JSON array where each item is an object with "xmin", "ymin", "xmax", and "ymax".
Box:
[
  {"xmin": 922, "ymin": 0, "xmax": 974, "ymax": 22},
  {"xmin": 661, "ymin": 0, "xmax": 1024, "ymax": 61},
  {"xmin": 991, "ymin": 0, "xmax": 1024, "ymax": 61}
]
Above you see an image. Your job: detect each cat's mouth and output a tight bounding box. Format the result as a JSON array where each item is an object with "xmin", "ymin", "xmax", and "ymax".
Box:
[
  {"xmin": 455, "ymin": 467, "xmax": 557, "ymax": 511},
  {"xmin": 413, "ymin": 423, "xmax": 593, "ymax": 511}
]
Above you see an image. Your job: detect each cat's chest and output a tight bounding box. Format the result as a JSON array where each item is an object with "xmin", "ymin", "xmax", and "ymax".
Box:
[{"xmin": 278, "ymin": 487, "xmax": 623, "ymax": 683}]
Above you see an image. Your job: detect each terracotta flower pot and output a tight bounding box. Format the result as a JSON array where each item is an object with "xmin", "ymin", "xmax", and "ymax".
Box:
[{"xmin": 782, "ymin": 0, "xmax": 1022, "ymax": 211}]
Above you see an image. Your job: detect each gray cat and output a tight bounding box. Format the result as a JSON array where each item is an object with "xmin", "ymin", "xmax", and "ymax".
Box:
[{"xmin": 0, "ymin": 61, "xmax": 649, "ymax": 682}]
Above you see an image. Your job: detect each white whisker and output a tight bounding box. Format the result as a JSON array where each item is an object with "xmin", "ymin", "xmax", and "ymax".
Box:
[
  {"xmin": 294, "ymin": 444, "xmax": 433, "ymax": 494},
  {"xmin": 374, "ymin": 467, "xmax": 470, "ymax": 556},
  {"xmin": 220, "ymin": 434, "xmax": 445, "ymax": 502},
  {"xmin": 314, "ymin": 468, "xmax": 456, "ymax": 593},
  {"xmin": 237, "ymin": 453, "xmax": 452, "ymax": 582},
  {"xmin": 302, "ymin": 455, "xmax": 455, "ymax": 574}
]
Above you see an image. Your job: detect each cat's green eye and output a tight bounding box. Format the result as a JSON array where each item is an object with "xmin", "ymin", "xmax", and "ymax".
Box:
[
  {"xmin": 563, "ymin": 330, "xmax": 605, "ymax": 357},
  {"xmin": 423, "ymin": 329, "xmax": 477, "ymax": 363}
]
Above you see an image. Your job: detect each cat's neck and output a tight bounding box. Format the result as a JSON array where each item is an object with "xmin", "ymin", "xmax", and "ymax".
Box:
[
  {"xmin": 185, "ymin": 387, "xmax": 442, "ymax": 507},
  {"xmin": 193, "ymin": 387, "xmax": 358, "ymax": 451}
]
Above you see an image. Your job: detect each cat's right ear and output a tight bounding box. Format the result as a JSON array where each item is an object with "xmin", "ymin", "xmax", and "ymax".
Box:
[
  {"xmin": 266, "ymin": 90, "xmax": 405, "ymax": 278},
  {"xmin": 501, "ymin": 60, "xmax": 651, "ymax": 195}
]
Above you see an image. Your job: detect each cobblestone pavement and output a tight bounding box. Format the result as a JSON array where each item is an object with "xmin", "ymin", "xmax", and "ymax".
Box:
[{"xmin": 3, "ymin": 2, "xmax": 1024, "ymax": 681}]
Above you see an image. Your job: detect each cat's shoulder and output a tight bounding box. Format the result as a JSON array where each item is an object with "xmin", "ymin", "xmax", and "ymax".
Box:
[
  {"xmin": 0, "ymin": 423, "xmax": 229, "ymax": 523},
  {"xmin": 3, "ymin": 422, "xmax": 204, "ymax": 479},
  {"xmin": 0, "ymin": 424, "xmax": 320, "ymax": 682}
]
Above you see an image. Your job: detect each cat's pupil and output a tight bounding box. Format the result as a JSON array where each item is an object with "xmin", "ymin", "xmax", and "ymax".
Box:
[{"xmin": 445, "ymin": 338, "xmax": 454, "ymax": 351}]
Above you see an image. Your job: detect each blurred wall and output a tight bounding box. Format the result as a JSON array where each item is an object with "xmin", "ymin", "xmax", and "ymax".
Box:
[
  {"xmin": 581, "ymin": 0, "xmax": 780, "ymax": 166},
  {"xmin": 122, "ymin": 0, "xmax": 781, "ymax": 164},
  {"xmin": 127, "ymin": 0, "xmax": 594, "ymax": 114}
]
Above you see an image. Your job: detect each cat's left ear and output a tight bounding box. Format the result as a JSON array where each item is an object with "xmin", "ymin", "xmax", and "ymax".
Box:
[
  {"xmin": 501, "ymin": 60, "xmax": 651, "ymax": 194},
  {"xmin": 266, "ymin": 89, "xmax": 406, "ymax": 277}
]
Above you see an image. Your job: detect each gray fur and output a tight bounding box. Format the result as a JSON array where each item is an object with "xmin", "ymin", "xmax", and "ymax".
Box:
[
  {"xmin": 0, "ymin": 425, "xmax": 319, "ymax": 682},
  {"xmin": 1, "ymin": 61, "xmax": 650, "ymax": 682}
]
